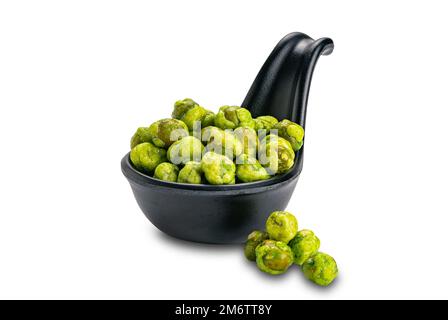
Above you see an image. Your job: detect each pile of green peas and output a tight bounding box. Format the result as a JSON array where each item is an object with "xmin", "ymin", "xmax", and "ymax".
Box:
[
  {"xmin": 129, "ymin": 98, "xmax": 305, "ymax": 185},
  {"xmin": 244, "ymin": 211, "xmax": 338, "ymax": 286}
]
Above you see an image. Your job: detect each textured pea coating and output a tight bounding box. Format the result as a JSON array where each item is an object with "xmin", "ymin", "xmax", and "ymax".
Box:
[
  {"xmin": 302, "ymin": 252, "xmax": 338, "ymax": 286},
  {"xmin": 259, "ymin": 135, "xmax": 295, "ymax": 174},
  {"xmin": 130, "ymin": 142, "xmax": 167, "ymax": 174},
  {"xmin": 234, "ymin": 126, "xmax": 258, "ymax": 158},
  {"xmin": 273, "ymin": 119, "xmax": 304, "ymax": 151},
  {"xmin": 201, "ymin": 152, "xmax": 236, "ymax": 185},
  {"xmin": 266, "ymin": 211, "xmax": 298, "ymax": 243},
  {"xmin": 254, "ymin": 115, "xmax": 278, "ymax": 131},
  {"xmin": 255, "ymin": 240, "xmax": 294, "ymax": 275},
  {"xmin": 172, "ymin": 98, "xmax": 210, "ymax": 131},
  {"xmin": 167, "ymin": 136, "xmax": 204, "ymax": 165},
  {"xmin": 236, "ymin": 154, "xmax": 270, "ymax": 183},
  {"xmin": 202, "ymin": 110, "xmax": 216, "ymax": 128},
  {"xmin": 289, "ymin": 230, "xmax": 320, "ymax": 266},
  {"xmin": 214, "ymin": 106, "xmax": 255, "ymax": 130},
  {"xmin": 244, "ymin": 230, "xmax": 269, "ymax": 261},
  {"xmin": 177, "ymin": 161, "xmax": 204, "ymax": 184},
  {"xmin": 148, "ymin": 118, "xmax": 189, "ymax": 148},
  {"xmin": 202, "ymin": 126, "xmax": 242, "ymax": 159},
  {"xmin": 154, "ymin": 162, "xmax": 179, "ymax": 182},
  {"xmin": 172, "ymin": 98, "xmax": 197, "ymax": 118},
  {"xmin": 201, "ymin": 126, "xmax": 225, "ymax": 146},
  {"xmin": 130, "ymin": 127, "xmax": 152, "ymax": 149}
]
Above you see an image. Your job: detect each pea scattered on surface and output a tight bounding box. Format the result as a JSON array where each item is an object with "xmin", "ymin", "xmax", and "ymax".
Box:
[
  {"xmin": 255, "ymin": 240, "xmax": 294, "ymax": 275},
  {"xmin": 244, "ymin": 230, "xmax": 269, "ymax": 261},
  {"xmin": 302, "ymin": 252, "xmax": 338, "ymax": 286},
  {"xmin": 244, "ymin": 210, "xmax": 338, "ymax": 288},
  {"xmin": 266, "ymin": 211, "xmax": 298, "ymax": 243},
  {"xmin": 289, "ymin": 230, "xmax": 320, "ymax": 266}
]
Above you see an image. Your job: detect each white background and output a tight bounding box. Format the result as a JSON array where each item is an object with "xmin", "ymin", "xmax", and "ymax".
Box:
[{"xmin": 1, "ymin": 0, "xmax": 447, "ymax": 300}]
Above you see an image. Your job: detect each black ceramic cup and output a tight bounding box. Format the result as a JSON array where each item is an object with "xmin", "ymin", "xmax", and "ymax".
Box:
[{"xmin": 121, "ymin": 32, "xmax": 334, "ymax": 244}]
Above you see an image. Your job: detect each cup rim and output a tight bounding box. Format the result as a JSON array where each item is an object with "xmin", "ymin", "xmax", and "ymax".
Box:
[{"xmin": 121, "ymin": 151, "xmax": 302, "ymax": 192}]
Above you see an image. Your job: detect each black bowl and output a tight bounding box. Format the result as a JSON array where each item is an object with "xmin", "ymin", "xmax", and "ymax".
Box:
[{"xmin": 121, "ymin": 32, "xmax": 334, "ymax": 244}]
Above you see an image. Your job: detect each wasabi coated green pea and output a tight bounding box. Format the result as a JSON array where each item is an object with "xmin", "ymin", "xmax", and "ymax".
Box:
[
  {"xmin": 265, "ymin": 211, "xmax": 298, "ymax": 243},
  {"xmin": 255, "ymin": 240, "xmax": 294, "ymax": 275},
  {"xmin": 201, "ymin": 126, "xmax": 242, "ymax": 159},
  {"xmin": 154, "ymin": 162, "xmax": 179, "ymax": 182},
  {"xmin": 172, "ymin": 98, "xmax": 197, "ymax": 118},
  {"xmin": 130, "ymin": 142, "xmax": 167, "ymax": 174},
  {"xmin": 201, "ymin": 126, "xmax": 224, "ymax": 145},
  {"xmin": 236, "ymin": 154, "xmax": 270, "ymax": 183},
  {"xmin": 177, "ymin": 161, "xmax": 204, "ymax": 184},
  {"xmin": 201, "ymin": 151, "xmax": 236, "ymax": 185},
  {"xmin": 223, "ymin": 131, "xmax": 243, "ymax": 158},
  {"xmin": 254, "ymin": 115, "xmax": 278, "ymax": 131},
  {"xmin": 273, "ymin": 119, "xmax": 304, "ymax": 152},
  {"xmin": 202, "ymin": 110, "xmax": 216, "ymax": 128},
  {"xmin": 201, "ymin": 126, "xmax": 225, "ymax": 145},
  {"xmin": 258, "ymin": 135, "xmax": 295, "ymax": 174},
  {"xmin": 148, "ymin": 118, "xmax": 189, "ymax": 148},
  {"xmin": 214, "ymin": 106, "xmax": 255, "ymax": 130},
  {"xmin": 289, "ymin": 230, "xmax": 320, "ymax": 266},
  {"xmin": 130, "ymin": 127, "xmax": 152, "ymax": 149},
  {"xmin": 234, "ymin": 126, "xmax": 258, "ymax": 158},
  {"xmin": 244, "ymin": 230, "xmax": 269, "ymax": 261},
  {"xmin": 172, "ymin": 98, "xmax": 210, "ymax": 131},
  {"xmin": 167, "ymin": 136, "xmax": 204, "ymax": 165},
  {"xmin": 302, "ymin": 252, "xmax": 338, "ymax": 286}
]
